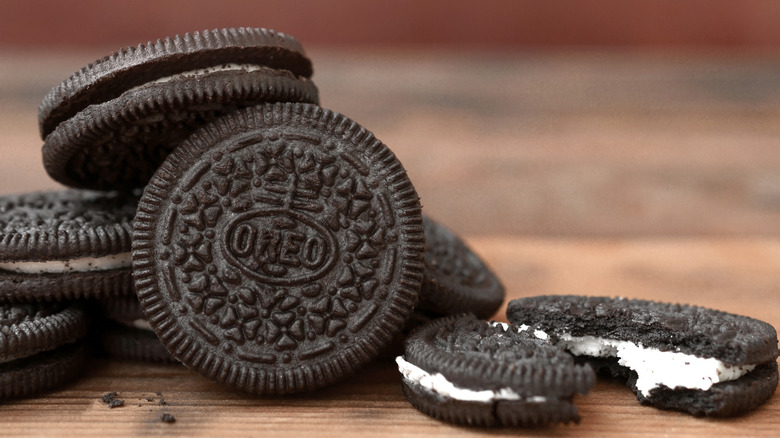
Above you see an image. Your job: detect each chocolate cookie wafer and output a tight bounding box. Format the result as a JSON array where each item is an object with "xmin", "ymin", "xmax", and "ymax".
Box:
[
  {"xmin": 417, "ymin": 215, "xmax": 504, "ymax": 318},
  {"xmin": 506, "ymin": 295, "xmax": 779, "ymax": 416},
  {"xmin": 396, "ymin": 314, "xmax": 595, "ymax": 427},
  {"xmin": 98, "ymin": 295, "xmax": 173, "ymax": 363},
  {"xmin": 133, "ymin": 102, "xmax": 424, "ymax": 394},
  {"xmin": 0, "ymin": 303, "xmax": 89, "ymax": 399},
  {"xmin": 0, "ymin": 190, "xmax": 137, "ymax": 302},
  {"xmin": 41, "ymin": 27, "xmax": 319, "ymax": 191}
]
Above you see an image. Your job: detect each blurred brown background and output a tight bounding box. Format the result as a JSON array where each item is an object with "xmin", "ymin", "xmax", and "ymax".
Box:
[
  {"xmin": 2, "ymin": 0, "xmax": 780, "ymax": 49},
  {"xmin": 1, "ymin": 0, "xmax": 780, "ymax": 238}
]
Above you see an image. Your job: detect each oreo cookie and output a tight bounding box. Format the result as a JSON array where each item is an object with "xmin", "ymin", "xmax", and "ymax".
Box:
[
  {"xmin": 0, "ymin": 190, "xmax": 138, "ymax": 302},
  {"xmin": 99, "ymin": 295, "xmax": 174, "ymax": 363},
  {"xmin": 506, "ymin": 295, "xmax": 779, "ymax": 416},
  {"xmin": 0, "ymin": 303, "xmax": 89, "ymax": 399},
  {"xmin": 101, "ymin": 323, "xmax": 174, "ymax": 364},
  {"xmin": 397, "ymin": 314, "xmax": 595, "ymax": 427},
  {"xmin": 41, "ymin": 27, "xmax": 319, "ymax": 191},
  {"xmin": 417, "ymin": 215, "xmax": 504, "ymax": 318},
  {"xmin": 132, "ymin": 102, "xmax": 424, "ymax": 394}
]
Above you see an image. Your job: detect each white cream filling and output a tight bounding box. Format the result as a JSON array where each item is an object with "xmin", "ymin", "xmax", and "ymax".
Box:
[
  {"xmin": 395, "ymin": 356, "xmax": 546, "ymax": 403},
  {"xmin": 495, "ymin": 321, "xmax": 755, "ymax": 396},
  {"xmin": 557, "ymin": 334, "xmax": 755, "ymax": 396},
  {"xmin": 140, "ymin": 63, "xmax": 269, "ymax": 88},
  {"xmin": 0, "ymin": 252, "xmax": 131, "ymax": 274},
  {"xmin": 126, "ymin": 318, "xmax": 154, "ymax": 332},
  {"xmin": 492, "ymin": 321, "xmax": 548, "ymax": 341}
]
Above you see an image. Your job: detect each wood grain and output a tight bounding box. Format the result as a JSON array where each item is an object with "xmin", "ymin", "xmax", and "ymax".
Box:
[
  {"xmin": 0, "ymin": 51, "xmax": 779, "ymax": 437},
  {"xmin": 1, "ymin": 238, "xmax": 778, "ymax": 437},
  {"xmin": 3, "ymin": 50, "xmax": 780, "ymax": 235}
]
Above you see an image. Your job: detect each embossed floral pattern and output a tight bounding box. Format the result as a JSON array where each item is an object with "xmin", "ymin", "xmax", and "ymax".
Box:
[{"xmin": 162, "ymin": 132, "xmax": 405, "ymax": 363}]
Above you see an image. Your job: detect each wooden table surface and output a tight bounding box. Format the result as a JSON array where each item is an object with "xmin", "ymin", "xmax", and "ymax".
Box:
[{"xmin": 1, "ymin": 48, "xmax": 779, "ymax": 437}]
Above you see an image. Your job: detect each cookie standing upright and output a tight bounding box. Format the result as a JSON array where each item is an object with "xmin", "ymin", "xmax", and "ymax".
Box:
[
  {"xmin": 40, "ymin": 27, "xmax": 319, "ymax": 191},
  {"xmin": 132, "ymin": 102, "xmax": 424, "ymax": 394},
  {"xmin": 507, "ymin": 295, "xmax": 779, "ymax": 417},
  {"xmin": 0, "ymin": 190, "xmax": 138, "ymax": 302},
  {"xmin": 397, "ymin": 314, "xmax": 595, "ymax": 427}
]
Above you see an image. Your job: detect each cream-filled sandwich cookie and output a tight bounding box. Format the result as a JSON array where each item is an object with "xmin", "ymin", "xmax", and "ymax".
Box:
[
  {"xmin": 397, "ymin": 314, "xmax": 595, "ymax": 427},
  {"xmin": 0, "ymin": 190, "xmax": 137, "ymax": 302},
  {"xmin": 40, "ymin": 27, "xmax": 318, "ymax": 191},
  {"xmin": 507, "ymin": 295, "xmax": 779, "ymax": 417}
]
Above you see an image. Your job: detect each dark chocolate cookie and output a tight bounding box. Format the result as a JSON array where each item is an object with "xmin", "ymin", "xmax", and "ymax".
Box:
[
  {"xmin": 0, "ymin": 303, "xmax": 87, "ymax": 362},
  {"xmin": 0, "ymin": 342, "xmax": 88, "ymax": 400},
  {"xmin": 506, "ymin": 295, "xmax": 779, "ymax": 416},
  {"xmin": 101, "ymin": 323, "xmax": 175, "ymax": 364},
  {"xmin": 40, "ymin": 27, "xmax": 319, "ymax": 191},
  {"xmin": 417, "ymin": 215, "xmax": 504, "ymax": 318},
  {"xmin": 133, "ymin": 102, "xmax": 424, "ymax": 394},
  {"xmin": 40, "ymin": 27, "xmax": 312, "ymax": 137},
  {"xmin": 97, "ymin": 295, "xmax": 174, "ymax": 363},
  {"xmin": 397, "ymin": 314, "xmax": 595, "ymax": 427},
  {"xmin": 0, "ymin": 302, "xmax": 89, "ymax": 399},
  {"xmin": 0, "ymin": 190, "xmax": 138, "ymax": 302}
]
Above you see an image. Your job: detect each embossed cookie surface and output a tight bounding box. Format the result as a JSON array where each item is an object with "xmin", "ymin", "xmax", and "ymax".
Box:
[
  {"xmin": 0, "ymin": 302, "xmax": 89, "ymax": 399},
  {"xmin": 0, "ymin": 303, "xmax": 87, "ymax": 362},
  {"xmin": 40, "ymin": 27, "xmax": 319, "ymax": 191},
  {"xmin": 418, "ymin": 216, "xmax": 504, "ymax": 318},
  {"xmin": 398, "ymin": 314, "xmax": 595, "ymax": 427},
  {"xmin": 0, "ymin": 190, "xmax": 138, "ymax": 302},
  {"xmin": 133, "ymin": 102, "xmax": 424, "ymax": 394}
]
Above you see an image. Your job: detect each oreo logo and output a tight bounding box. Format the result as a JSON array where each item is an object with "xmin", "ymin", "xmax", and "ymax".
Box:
[{"xmin": 223, "ymin": 210, "xmax": 338, "ymax": 285}]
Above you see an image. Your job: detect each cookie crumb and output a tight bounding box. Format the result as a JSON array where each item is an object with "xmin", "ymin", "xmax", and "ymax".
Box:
[
  {"xmin": 159, "ymin": 397, "xmax": 167, "ymax": 406},
  {"xmin": 101, "ymin": 392, "xmax": 118, "ymax": 403},
  {"xmin": 160, "ymin": 413, "xmax": 176, "ymax": 423},
  {"xmin": 108, "ymin": 399, "xmax": 125, "ymax": 409}
]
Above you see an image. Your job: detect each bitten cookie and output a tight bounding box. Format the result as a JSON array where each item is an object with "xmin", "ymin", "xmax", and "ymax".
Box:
[
  {"xmin": 132, "ymin": 102, "xmax": 424, "ymax": 394},
  {"xmin": 396, "ymin": 314, "xmax": 595, "ymax": 427},
  {"xmin": 40, "ymin": 27, "xmax": 319, "ymax": 191},
  {"xmin": 0, "ymin": 190, "xmax": 138, "ymax": 302},
  {"xmin": 506, "ymin": 295, "xmax": 779, "ymax": 417}
]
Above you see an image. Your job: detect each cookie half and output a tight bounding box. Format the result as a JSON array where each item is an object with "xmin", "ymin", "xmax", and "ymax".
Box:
[
  {"xmin": 0, "ymin": 190, "xmax": 138, "ymax": 302},
  {"xmin": 397, "ymin": 314, "xmax": 595, "ymax": 427},
  {"xmin": 133, "ymin": 102, "xmax": 424, "ymax": 394},
  {"xmin": 41, "ymin": 27, "xmax": 319, "ymax": 191},
  {"xmin": 417, "ymin": 215, "xmax": 504, "ymax": 318},
  {"xmin": 506, "ymin": 295, "xmax": 779, "ymax": 416}
]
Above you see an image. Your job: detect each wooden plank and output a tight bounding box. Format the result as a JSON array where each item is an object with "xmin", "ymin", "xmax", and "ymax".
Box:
[{"xmin": 0, "ymin": 237, "xmax": 778, "ymax": 437}]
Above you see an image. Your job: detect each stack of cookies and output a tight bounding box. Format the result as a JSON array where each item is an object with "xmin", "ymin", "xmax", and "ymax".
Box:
[
  {"xmin": 0, "ymin": 190, "xmax": 136, "ymax": 396},
  {"xmin": 1, "ymin": 27, "xmax": 775, "ymax": 428},
  {"xmin": 1, "ymin": 27, "xmax": 507, "ymax": 399}
]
